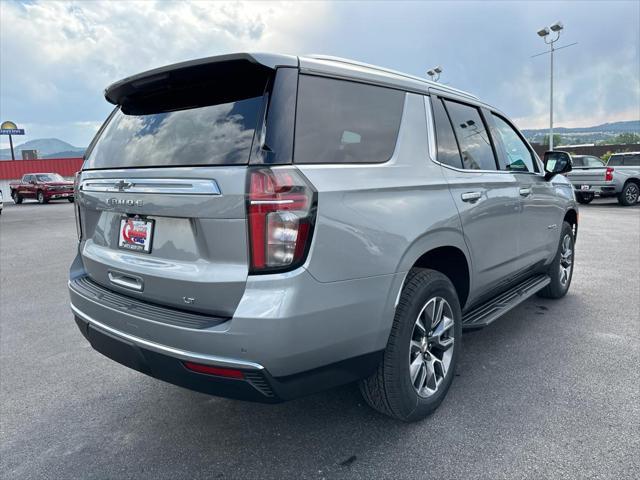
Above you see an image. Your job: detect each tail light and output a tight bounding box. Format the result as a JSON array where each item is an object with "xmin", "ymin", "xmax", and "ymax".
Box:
[
  {"xmin": 247, "ymin": 167, "xmax": 316, "ymax": 273},
  {"xmin": 605, "ymin": 167, "xmax": 614, "ymax": 182}
]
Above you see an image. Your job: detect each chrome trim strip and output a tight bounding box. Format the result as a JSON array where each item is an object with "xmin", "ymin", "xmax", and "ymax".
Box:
[
  {"xmin": 80, "ymin": 178, "xmax": 221, "ymax": 195},
  {"xmin": 250, "ymin": 199, "xmax": 295, "ymax": 205},
  {"xmin": 424, "ymin": 96, "xmax": 437, "ymax": 162},
  {"xmin": 70, "ymin": 302, "xmax": 264, "ymax": 371}
]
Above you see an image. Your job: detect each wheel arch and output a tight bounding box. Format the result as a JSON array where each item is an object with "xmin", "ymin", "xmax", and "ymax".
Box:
[
  {"xmin": 564, "ymin": 208, "xmax": 578, "ymax": 240},
  {"xmin": 396, "ymin": 230, "xmax": 472, "ymax": 310}
]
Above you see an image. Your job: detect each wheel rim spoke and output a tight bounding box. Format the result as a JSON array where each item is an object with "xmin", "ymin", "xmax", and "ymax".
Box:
[{"xmin": 409, "ymin": 355, "xmax": 423, "ymax": 384}]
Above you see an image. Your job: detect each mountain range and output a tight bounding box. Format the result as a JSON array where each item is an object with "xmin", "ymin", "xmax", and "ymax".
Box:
[
  {"xmin": 0, "ymin": 138, "xmax": 85, "ymax": 160},
  {"xmin": 522, "ymin": 120, "xmax": 640, "ymax": 145}
]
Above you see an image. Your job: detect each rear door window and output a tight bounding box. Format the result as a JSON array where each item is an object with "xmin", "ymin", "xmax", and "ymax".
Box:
[
  {"xmin": 294, "ymin": 75, "xmax": 404, "ymax": 164},
  {"xmin": 431, "ymin": 98, "xmax": 463, "ymax": 169},
  {"xmin": 84, "ymin": 94, "xmax": 265, "ymax": 169},
  {"xmin": 444, "ymin": 100, "xmax": 498, "ymax": 170}
]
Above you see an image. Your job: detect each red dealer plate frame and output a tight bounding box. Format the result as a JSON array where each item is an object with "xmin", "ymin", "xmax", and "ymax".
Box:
[{"xmin": 118, "ymin": 217, "xmax": 155, "ymax": 254}]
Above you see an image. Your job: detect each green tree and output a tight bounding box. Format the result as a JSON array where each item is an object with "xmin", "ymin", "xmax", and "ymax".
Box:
[
  {"xmin": 541, "ymin": 133, "xmax": 562, "ymax": 147},
  {"xmin": 610, "ymin": 132, "xmax": 640, "ymax": 145}
]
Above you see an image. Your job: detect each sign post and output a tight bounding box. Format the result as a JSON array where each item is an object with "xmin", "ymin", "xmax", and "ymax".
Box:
[{"xmin": 0, "ymin": 121, "xmax": 26, "ymax": 161}]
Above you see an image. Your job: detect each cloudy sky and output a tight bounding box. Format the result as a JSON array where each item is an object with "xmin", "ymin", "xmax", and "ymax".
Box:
[{"xmin": 1, "ymin": 0, "xmax": 638, "ymax": 148}]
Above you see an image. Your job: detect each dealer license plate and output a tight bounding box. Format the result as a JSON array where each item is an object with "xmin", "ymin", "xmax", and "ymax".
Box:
[{"xmin": 118, "ymin": 217, "xmax": 154, "ymax": 253}]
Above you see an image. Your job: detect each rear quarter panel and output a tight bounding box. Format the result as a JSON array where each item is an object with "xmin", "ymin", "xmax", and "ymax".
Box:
[{"xmin": 297, "ymin": 92, "xmax": 468, "ymax": 284}]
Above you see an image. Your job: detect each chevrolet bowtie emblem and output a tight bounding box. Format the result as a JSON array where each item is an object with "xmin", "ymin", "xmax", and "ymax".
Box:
[{"xmin": 115, "ymin": 180, "xmax": 134, "ymax": 191}]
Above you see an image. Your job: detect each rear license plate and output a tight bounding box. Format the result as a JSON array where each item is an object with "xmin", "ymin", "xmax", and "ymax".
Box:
[
  {"xmin": 580, "ymin": 185, "xmax": 590, "ymax": 191},
  {"xmin": 118, "ymin": 217, "xmax": 154, "ymax": 253}
]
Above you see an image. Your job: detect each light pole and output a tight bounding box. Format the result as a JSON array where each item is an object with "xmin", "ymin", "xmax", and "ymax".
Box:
[
  {"xmin": 536, "ymin": 21, "xmax": 564, "ymax": 151},
  {"xmin": 427, "ymin": 66, "xmax": 442, "ymax": 82}
]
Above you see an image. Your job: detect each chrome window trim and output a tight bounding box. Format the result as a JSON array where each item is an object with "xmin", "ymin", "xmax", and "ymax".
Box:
[
  {"xmin": 426, "ymin": 94, "xmax": 545, "ymax": 178},
  {"xmin": 80, "ymin": 178, "xmax": 221, "ymax": 195},
  {"xmin": 424, "ymin": 96, "xmax": 438, "ymax": 162}
]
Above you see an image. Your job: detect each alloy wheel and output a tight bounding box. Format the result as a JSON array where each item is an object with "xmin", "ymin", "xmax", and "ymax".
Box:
[
  {"xmin": 559, "ymin": 234, "xmax": 573, "ymax": 286},
  {"xmin": 626, "ymin": 184, "xmax": 639, "ymax": 204},
  {"xmin": 409, "ymin": 296, "xmax": 455, "ymax": 397}
]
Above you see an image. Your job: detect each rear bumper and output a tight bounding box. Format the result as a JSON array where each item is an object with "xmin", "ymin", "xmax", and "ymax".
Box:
[
  {"xmin": 73, "ymin": 312, "xmax": 382, "ymax": 403},
  {"xmin": 69, "ymin": 264, "xmax": 401, "ymax": 401}
]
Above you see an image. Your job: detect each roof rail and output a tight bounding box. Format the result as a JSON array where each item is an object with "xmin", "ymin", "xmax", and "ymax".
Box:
[{"xmin": 306, "ymin": 54, "xmax": 478, "ymax": 100}]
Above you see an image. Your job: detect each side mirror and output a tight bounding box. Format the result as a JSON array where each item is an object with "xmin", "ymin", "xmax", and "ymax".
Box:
[{"xmin": 543, "ymin": 150, "xmax": 572, "ymax": 180}]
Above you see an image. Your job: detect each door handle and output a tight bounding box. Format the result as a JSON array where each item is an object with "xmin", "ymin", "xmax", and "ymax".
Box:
[
  {"xmin": 461, "ymin": 191, "xmax": 482, "ymax": 202},
  {"xmin": 519, "ymin": 187, "xmax": 532, "ymax": 197},
  {"xmin": 108, "ymin": 271, "xmax": 143, "ymax": 291}
]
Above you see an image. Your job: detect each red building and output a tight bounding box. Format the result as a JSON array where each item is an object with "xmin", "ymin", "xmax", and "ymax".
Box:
[{"xmin": 0, "ymin": 157, "xmax": 84, "ymax": 180}]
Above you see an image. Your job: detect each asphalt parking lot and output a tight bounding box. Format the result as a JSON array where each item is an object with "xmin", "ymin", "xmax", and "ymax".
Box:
[{"xmin": 1, "ymin": 198, "xmax": 638, "ymax": 479}]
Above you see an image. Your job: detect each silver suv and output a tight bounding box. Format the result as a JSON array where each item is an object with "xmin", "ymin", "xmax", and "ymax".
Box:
[{"xmin": 69, "ymin": 53, "xmax": 578, "ymax": 421}]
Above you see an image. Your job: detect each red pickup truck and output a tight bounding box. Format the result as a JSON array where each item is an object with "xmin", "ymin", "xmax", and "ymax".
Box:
[{"xmin": 9, "ymin": 173, "xmax": 74, "ymax": 204}]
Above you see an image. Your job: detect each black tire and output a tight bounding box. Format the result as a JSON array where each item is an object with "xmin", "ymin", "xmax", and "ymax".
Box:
[
  {"xmin": 37, "ymin": 190, "xmax": 47, "ymax": 204},
  {"xmin": 67, "ymin": 197, "xmax": 75, "ymax": 203},
  {"xmin": 12, "ymin": 191, "xmax": 23, "ymax": 204},
  {"xmin": 617, "ymin": 182, "xmax": 639, "ymax": 206},
  {"xmin": 576, "ymin": 192, "xmax": 594, "ymax": 204},
  {"xmin": 537, "ymin": 221, "xmax": 575, "ymax": 299},
  {"xmin": 359, "ymin": 268, "xmax": 462, "ymax": 422}
]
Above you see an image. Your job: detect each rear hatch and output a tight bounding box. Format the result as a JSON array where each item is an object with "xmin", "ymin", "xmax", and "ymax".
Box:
[{"xmin": 76, "ymin": 55, "xmax": 293, "ymax": 317}]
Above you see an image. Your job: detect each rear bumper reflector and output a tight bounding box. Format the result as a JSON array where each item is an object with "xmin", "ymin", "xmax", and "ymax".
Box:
[{"xmin": 183, "ymin": 362, "xmax": 245, "ymax": 379}]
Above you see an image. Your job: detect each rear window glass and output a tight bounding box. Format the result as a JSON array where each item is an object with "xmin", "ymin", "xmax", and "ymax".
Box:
[
  {"xmin": 84, "ymin": 96, "xmax": 264, "ymax": 169},
  {"xmin": 444, "ymin": 100, "xmax": 497, "ymax": 171},
  {"xmin": 584, "ymin": 156, "xmax": 604, "ymax": 167},
  {"xmin": 432, "ymin": 97, "xmax": 463, "ymax": 169},
  {"xmin": 294, "ymin": 75, "xmax": 404, "ymax": 164}
]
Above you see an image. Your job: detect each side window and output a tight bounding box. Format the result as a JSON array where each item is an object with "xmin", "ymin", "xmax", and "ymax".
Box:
[
  {"xmin": 491, "ymin": 114, "xmax": 537, "ymax": 172},
  {"xmin": 608, "ymin": 155, "xmax": 624, "ymax": 166},
  {"xmin": 431, "ymin": 97, "xmax": 463, "ymax": 168},
  {"xmin": 572, "ymin": 157, "xmax": 584, "ymax": 167},
  {"xmin": 585, "ymin": 156, "xmax": 604, "ymax": 167},
  {"xmin": 624, "ymin": 154, "xmax": 640, "ymax": 166},
  {"xmin": 23, "ymin": 175, "xmax": 32, "ymax": 183},
  {"xmin": 294, "ymin": 75, "xmax": 404, "ymax": 164},
  {"xmin": 444, "ymin": 100, "xmax": 497, "ymax": 170}
]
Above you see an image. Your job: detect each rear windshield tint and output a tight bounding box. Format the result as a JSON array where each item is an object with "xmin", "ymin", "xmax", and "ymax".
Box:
[
  {"xmin": 294, "ymin": 75, "xmax": 404, "ymax": 164},
  {"xmin": 84, "ymin": 96, "xmax": 264, "ymax": 169}
]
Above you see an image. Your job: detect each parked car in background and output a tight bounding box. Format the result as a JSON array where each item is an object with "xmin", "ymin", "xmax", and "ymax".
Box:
[
  {"xmin": 69, "ymin": 53, "xmax": 578, "ymax": 422},
  {"xmin": 9, "ymin": 173, "xmax": 74, "ymax": 204},
  {"xmin": 565, "ymin": 155, "xmax": 607, "ymax": 204},
  {"xmin": 566, "ymin": 152, "xmax": 640, "ymax": 205}
]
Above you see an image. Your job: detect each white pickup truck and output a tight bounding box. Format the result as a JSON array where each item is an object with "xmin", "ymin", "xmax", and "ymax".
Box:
[{"xmin": 567, "ymin": 152, "xmax": 640, "ymax": 206}]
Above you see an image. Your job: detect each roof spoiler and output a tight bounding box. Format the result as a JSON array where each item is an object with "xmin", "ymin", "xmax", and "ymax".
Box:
[{"xmin": 104, "ymin": 53, "xmax": 298, "ymax": 112}]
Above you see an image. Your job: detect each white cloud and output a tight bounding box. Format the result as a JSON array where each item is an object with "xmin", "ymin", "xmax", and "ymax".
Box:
[{"xmin": 0, "ymin": 0, "xmax": 328, "ymax": 145}]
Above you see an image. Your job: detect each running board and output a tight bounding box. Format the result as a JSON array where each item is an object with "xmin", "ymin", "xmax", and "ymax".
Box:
[{"xmin": 462, "ymin": 274, "xmax": 551, "ymax": 330}]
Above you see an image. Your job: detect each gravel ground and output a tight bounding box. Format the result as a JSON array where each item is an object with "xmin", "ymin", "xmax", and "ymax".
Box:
[{"xmin": 1, "ymin": 198, "xmax": 638, "ymax": 479}]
